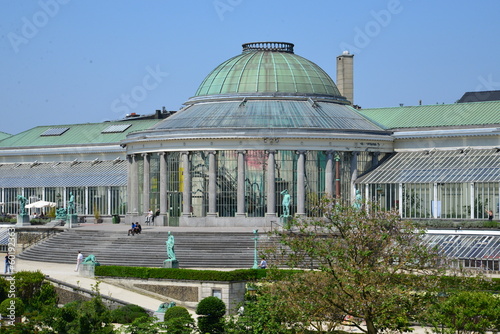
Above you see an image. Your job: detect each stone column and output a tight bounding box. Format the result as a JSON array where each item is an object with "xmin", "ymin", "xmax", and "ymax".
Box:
[
  {"xmin": 398, "ymin": 183, "xmax": 403, "ymax": 218},
  {"xmin": 128, "ymin": 155, "xmax": 139, "ymax": 215},
  {"xmin": 159, "ymin": 152, "xmax": 168, "ymax": 225},
  {"xmin": 371, "ymin": 152, "xmax": 380, "ymax": 168},
  {"xmin": 296, "ymin": 150, "xmax": 306, "ymax": 216},
  {"xmin": 143, "ymin": 153, "xmax": 150, "ymax": 213},
  {"xmin": 107, "ymin": 186, "xmax": 112, "ymax": 215},
  {"xmin": 236, "ymin": 150, "xmax": 246, "ymax": 217},
  {"xmin": 350, "ymin": 152, "xmax": 358, "ymax": 203},
  {"xmin": 325, "ymin": 151, "xmax": 334, "ymax": 197},
  {"xmin": 85, "ymin": 186, "xmax": 89, "ymax": 215},
  {"xmin": 207, "ymin": 151, "xmax": 217, "ymax": 216},
  {"xmin": 335, "ymin": 153, "xmax": 341, "ymax": 199},
  {"xmin": 182, "ymin": 152, "xmax": 191, "ymax": 217},
  {"xmin": 266, "ymin": 150, "xmax": 276, "ymax": 216}
]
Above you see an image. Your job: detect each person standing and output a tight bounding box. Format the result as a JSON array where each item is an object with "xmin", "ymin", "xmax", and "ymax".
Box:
[
  {"xmin": 486, "ymin": 209, "xmax": 494, "ymax": 221},
  {"xmin": 75, "ymin": 251, "xmax": 83, "ymax": 272},
  {"xmin": 259, "ymin": 258, "xmax": 267, "ymax": 269},
  {"xmin": 4, "ymin": 253, "xmax": 11, "ymax": 274}
]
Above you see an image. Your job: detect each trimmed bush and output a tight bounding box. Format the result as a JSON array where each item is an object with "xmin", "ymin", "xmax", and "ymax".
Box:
[
  {"xmin": 164, "ymin": 306, "xmax": 191, "ymax": 321},
  {"xmin": 164, "ymin": 306, "xmax": 196, "ymax": 334},
  {"xmin": 95, "ymin": 266, "xmax": 268, "ymax": 281},
  {"xmin": 110, "ymin": 304, "xmax": 149, "ymax": 324},
  {"xmin": 0, "ymin": 298, "xmax": 25, "ymax": 318},
  {"xmin": 196, "ymin": 296, "xmax": 226, "ymax": 334}
]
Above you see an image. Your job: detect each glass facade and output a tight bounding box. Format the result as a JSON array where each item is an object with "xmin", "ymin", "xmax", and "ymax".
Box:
[
  {"xmin": 363, "ymin": 182, "xmax": 500, "ymax": 220},
  {"xmin": 245, "ymin": 150, "xmax": 267, "ymax": 217},
  {"xmin": 359, "ymin": 149, "xmax": 500, "ymax": 220},
  {"xmin": 0, "ymin": 186, "xmax": 126, "ymax": 216}
]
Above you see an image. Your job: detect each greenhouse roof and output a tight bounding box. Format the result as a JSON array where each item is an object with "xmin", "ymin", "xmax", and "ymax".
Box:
[
  {"xmin": 423, "ymin": 231, "xmax": 500, "ymax": 261},
  {"xmin": 0, "ymin": 160, "xmax": 127, "ymax": 187},
  {"xmin": 153, "ymin": 100, "xmax": 385, "ymax": 133},
  {"xmin": 357, "ymin": 148, "xmax": 500, "ymax": 184}
]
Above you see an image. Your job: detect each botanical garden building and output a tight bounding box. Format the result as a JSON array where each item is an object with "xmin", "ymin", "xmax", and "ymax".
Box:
[{"xmin": 0, "ymin": 42, "xmax": 499, "ymax": 228}]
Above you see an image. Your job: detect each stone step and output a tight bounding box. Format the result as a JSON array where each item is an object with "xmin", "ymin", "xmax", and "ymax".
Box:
[{"xmin": 18, "ymin": 229, "xmax": 270, "ymax": 269}]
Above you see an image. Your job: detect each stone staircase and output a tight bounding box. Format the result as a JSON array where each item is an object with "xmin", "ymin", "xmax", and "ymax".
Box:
[{"xmin": 18, "ymin": 229, "xmax": 270, "ymax": 269}]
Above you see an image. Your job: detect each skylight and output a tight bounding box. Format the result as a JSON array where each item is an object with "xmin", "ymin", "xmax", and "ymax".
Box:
[
  {"xmin": 101, "ymin": 124, "xmax": 132, "ymax": 133},
  {"xmin": 41, "ymin": 127, "xmax": 70, "ymax": 136}
]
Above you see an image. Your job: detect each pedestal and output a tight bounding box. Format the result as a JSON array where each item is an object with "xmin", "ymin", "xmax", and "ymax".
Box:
[
  {"xmin": 68, "ymin": 214, "xmax": 78, "ymax": 228},
  {"xmin": 153, "ymin": 311, "xmax": 165, "ymax": 322},
  {"xmin": 80, "ymin": 263, "xmax": 96, "ymax": 278},
  {"xmin": 16, "ymin": 214, "xmax": 31, "ymax": 227},
  {"xmin": 281, "ymin": 215, "xmax": 291, "ymax": 230},
  {"xmin": 163, "ymin": 259, "xmax": 179, "ymax": 268}
]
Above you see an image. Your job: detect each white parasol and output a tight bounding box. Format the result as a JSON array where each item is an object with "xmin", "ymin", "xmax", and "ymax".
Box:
[{"xmin": 25, "ymin": 200, "xmax": 57, "ymax": 209}]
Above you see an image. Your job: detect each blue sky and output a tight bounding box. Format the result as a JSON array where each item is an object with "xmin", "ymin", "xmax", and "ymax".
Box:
[{"xmin": 1, "ymin": 0, "xmax": 500, "ymax": 135}]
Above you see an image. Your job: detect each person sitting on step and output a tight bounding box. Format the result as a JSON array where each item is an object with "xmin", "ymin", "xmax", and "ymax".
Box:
[
  {"xmin": 128, "ymin": 222, "xmax": 137, "ymax": 236},
  {"xmin": 134, "ymin": 222, "xmax": 142, "ymax": 234}
]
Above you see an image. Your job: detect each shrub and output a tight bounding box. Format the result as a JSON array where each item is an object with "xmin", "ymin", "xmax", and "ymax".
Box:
[
  {"xmin": 111, "ymin": 304, "xmax": 149, "ymax": 324},
  {"xmin": 196, "ymin": 296, "xmax": 226, "ymax": 334},
  {"xmin": 164, "ymin": 306, "xmax": 195, "ymax": 334},
  {"xmin": 95, "ymin": 266, "xmax": 268, "ymax": 281},
  {"xmin": 164, "ymin": 306, "xmax": 190, "ymax": 321},
  {"xmin": 0, "ymin": 277, "xmax": 10, "ymax": 303},
  {"xmin": 0, "ymin": 298, "xmax": 25, "ymax": 318},
  {"xmin": 483, "ymin": 220, "xmax": 499, "ymax": 228}
]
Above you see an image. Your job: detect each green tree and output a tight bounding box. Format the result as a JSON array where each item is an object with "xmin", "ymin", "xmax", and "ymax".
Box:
[
  {"xmin": 265, "ymin": 199, "xmax": 447, "ymax": 334},
  {"xmin": 34, "ymin": 284, "xmax": 115, "ymax": 334},
  {"xmin": 122, "ymin": 315, "xmax": 162, "ymax": 334},
  {"xmin": 196, "ymin": 296, "xmax": 226, "ymax": 334},
  {"xmin": 422, "ymin": 290, "xmax": 500, "ymax": 334},
  {"xmin": 110, "ymin": 304, "xmax": 149, "ymax": 324},
  {"xmin": 0, "ymin": 276, "xmax": 10, "ymax": 303}
]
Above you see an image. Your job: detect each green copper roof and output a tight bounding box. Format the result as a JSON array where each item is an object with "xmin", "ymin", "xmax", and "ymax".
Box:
[
  {"xmin": 358, "ymin": 101, "xmax": 500, "ymax": 129},
  {"xmin": 194, "ymin": 42, "xmax": 344, "ymax": 100},
  {"xmin": 0, "ymin": 131, "xmax": 11, "ymax": 142},
  {"xmin": 0, "ymin": 119, "xmax": 161, "ymax": 148}
]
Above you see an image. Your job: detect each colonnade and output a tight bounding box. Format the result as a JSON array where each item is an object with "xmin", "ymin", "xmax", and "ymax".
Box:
[{"xmin": 126, "ymin": 150, "xmax": 363, "ymax": 223}]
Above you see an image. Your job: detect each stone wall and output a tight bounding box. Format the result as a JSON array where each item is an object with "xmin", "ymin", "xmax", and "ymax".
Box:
[{"xmin": 100, "ymin": 277, "xmax": 246, "ymax": 314}]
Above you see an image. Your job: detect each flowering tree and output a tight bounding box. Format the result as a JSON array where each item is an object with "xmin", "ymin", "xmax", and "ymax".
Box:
[{"xmin": 264, "ymin": 199, "xmax": 447, "ymax": 334}]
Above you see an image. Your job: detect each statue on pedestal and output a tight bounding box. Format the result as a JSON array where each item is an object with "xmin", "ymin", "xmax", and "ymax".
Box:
[
  {"xmin": 281, "ymin": 189, "xmax": 291, "ymax": 217},
  {"xmin": 166, "ymin": 231, "xmax": 176, "ymax": 261},
  {"xmin": 17, "ymin": 195, "xmax": 27, "ymax": 216},
  {"xmin": 164, "ymin": 231, "xmax": 179, "ymax": 268}
]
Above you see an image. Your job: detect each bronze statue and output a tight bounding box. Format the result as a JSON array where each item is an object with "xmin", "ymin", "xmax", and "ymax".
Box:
[
  {"xmin": 281, "ymin": 189, "xmax": 291, "ymax": 217},
  {"xmin": 353, "ymin": 189, "xmax": 362, "ymax": 210},
  {"xmin": 67, "ymin": 192, "xmax": 75, "ymax": 215},
  {"xmin": 166, "ymin": 231, "xmax": 176, "ymax": 261},
  {"xmin": 17, "ymin": 195, "xmax": 27, "ymax": 216}
]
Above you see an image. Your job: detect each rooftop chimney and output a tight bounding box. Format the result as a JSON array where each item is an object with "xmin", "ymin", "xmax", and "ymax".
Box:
[{"xmin": 336, "ymin": 51, "xmax": 354, "ymax": 105}]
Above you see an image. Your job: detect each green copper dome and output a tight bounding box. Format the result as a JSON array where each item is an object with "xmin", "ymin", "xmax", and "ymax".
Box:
[{"xmin": 193, "ymin": 42, "xmax": 345, "ymax": 101}]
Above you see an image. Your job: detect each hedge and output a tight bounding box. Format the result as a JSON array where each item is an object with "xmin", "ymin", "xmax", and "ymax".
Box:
[{"xmin": 95, "ymin": 266, "xmax": 268, "ymax": 281}]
